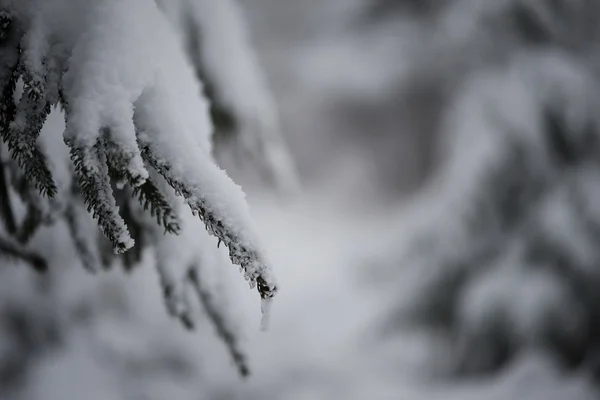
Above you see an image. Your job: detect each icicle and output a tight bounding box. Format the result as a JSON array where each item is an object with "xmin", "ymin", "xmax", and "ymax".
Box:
[{"xmin": 260, "ymin": 296, "xmax": 273, "ymax": 332}]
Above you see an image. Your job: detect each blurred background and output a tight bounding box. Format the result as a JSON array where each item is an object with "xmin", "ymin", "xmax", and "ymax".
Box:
[{"xmin": 3, "ymin": 0, "xmax": 600, "ymax": 399}]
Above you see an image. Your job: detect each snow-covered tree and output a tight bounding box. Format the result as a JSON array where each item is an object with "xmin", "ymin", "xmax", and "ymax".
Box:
[
  {"xmin": 0, "ymin": 0, "xmax": 297, "ymax": 394},
  {"xmin": 367, "ymin": 0, "xmax": 600, "ymax": 378}
]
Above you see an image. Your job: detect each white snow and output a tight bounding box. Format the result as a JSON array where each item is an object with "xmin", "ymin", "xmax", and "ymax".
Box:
[
  {"xmin": 157, "ymin": 0, "xmax": 301, "ymax": 195},
  {"xmin": 4, "ymin": 0, "xmax": 278, "ymax": 299},
  {"xmin": 1, "ymin": 1, "xmax": 600, "ymax": 399}
]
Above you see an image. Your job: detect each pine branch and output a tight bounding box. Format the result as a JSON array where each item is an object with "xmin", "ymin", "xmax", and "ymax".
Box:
[
  {"xmin": 64, "ymin": 202, "xmax": 101, "ymax": 273},
  {"xmin": 118, "ymin": 194, "xmax": 145, "ymax": 270},
  {"xmin": 181, "ymin": 5, "xmax": 300, "ymax": 195},
  {"xmin": 139, "ymin": 142, "xmax": 277, "ymax": 301},
  {"xmin": 0, "ymin": 11, "xmax": 19, "ymax": 131},
  {"xmin": 97, "ymin": 233, "xmax": 117, "ymax": 270},
  {"xmin": 184, "ymin": 14, "xmax": 238, "ymax": 141},
  {"xmin": 15, "ymin": 202, "xmax": 43, "ymax": 244},
  {"xmin": 0, "ymin": 54, "xmax": 17, "ymax": 132},
  {"xmin": 7, "ymin": 161, "xmax": 53, "ymax": 244},
  {"xmin": 3, "ymin": 62, "xmax": 56, "ymax": 198},
  {"xmin": 0, "ymin": 13, "xmax": 18, "ymax": 235},
  {"xmin": 103, "ymin": 133, "xmax": 147, "ymax": 187},
  {"xmin": 105, "ymin": 169, "xmax": 147, "ymax": 270},
  {"xmin": 187, "ymin": 266, "xmax": 249, "ymax": 377},
  {"xmin": 179, "ymin": 286, "xmax": 196, "ymax": 330},
  {"xmin": 161, "ymin": 274, "xmax": 196, "ymax": 330},
  {"xmin": 0, "ymin": 14, "xmax": 56, "ymax": 198},
  {"xmin": 154, "ymin": 243, "xmax": 195, "ymax": 328},
  {"xmin": 0, "ymin": 158, "xmax": 16, "ymax": 235},
  {"xmin": 66, "ymin": 139, "xmax": 133, "ymax": 254},
  {"xmin": 105, "ymin": 137, "xmax": 180, "ymax": 236},
  {"xmin": 0, "ymin": 234, "xmax": 46, "ymax": 272},
  {"xmin": 130, "ymin": 180, "xmax": 181, "ymax": 235}
]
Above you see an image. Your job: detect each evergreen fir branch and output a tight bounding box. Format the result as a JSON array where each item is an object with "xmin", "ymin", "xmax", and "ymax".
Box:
[
  {"xmin": 140, "ymin": 143, "xmax": 277, "ymax": 301},
  {"xmin": 118, "ymin": 194, "xmax": 145, "ymax": 270},
  {"xmin": 187, "ymin": 266, "xmax": 249, "ymax": 377},
  {"xmin": 97, "ymin": 233, "xmax": 117, "ymax": 270},
  {"xmin": 66, "ymin": 139, "xmax": 134, "ymax": 254},
  {"xmin": 182, "ymin": 7, "xmax": 300, "ymax": 196},
  {"xmin": 15, "ymin": 202, "xmax": 42, "ymax": 244},
  {"xmin": 3, "ymin": 128, "xmax": 55, "ymax": 199},
  {"xmin": 0, "ymin": 56, "xmax": 17, "ymax": 133},
  {"xmin": 109, "ymin": 178, "xmax": 163, "ymax": 271},
  {"xmin": 0, "ymin": 11, "xmax": 20, "ymax": 131},
  {"xmin": 64, "ymin": 202, "xmax": 101, "ymax": 273},
  {"xmin": 103, "ymin": 134, "xmax": 147, "ymax": 187},
  {"xmin": 179, "ymin": 286, "xmax": 196, "ymax": 330},
  {"xmin": 184, "ymin": 14, "xmax": 238, "ymax": 141},
  {"xmin": 154, "ymin": 245, "xmax": 195, "ymax": 329},
  {"xmin": 161, "ymin": 275, "xmax": 196, "ymax": 330},
  {"xmin": 130, "ymin": 181, "xmax": 180, "ymax": 235},
  {"xmin": 3, "ymin": 63, "xmax": 56, "ymax": 198},
  {"xmin": 0, "ymin": 158, "xmax": 17, "ymax": 235},
  {"xmin": 0, "ymin": 234, "xmax": 46, "ymax": 272},
  {"xmin": 8, "ymin": 159, "xmax": 31, "ymax": 199},
  {"xmin": 105, "ymin": 137, "xmax": 180, "ymax": 236},
  {"xmin": 0, "ymin": 14, "xmax": 19, "ymax": 235},
  {"xmin": 7, "ymin": 162, "xmax": 53, "ymax": 244},
  {"xmin": 69, "ymin": 176, "xmax": 116, "ymax": 271}
]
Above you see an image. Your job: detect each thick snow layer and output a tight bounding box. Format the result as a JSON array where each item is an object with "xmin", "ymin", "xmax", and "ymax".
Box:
[
  {"xmin": 3, "ymin": 0, "xmax": 277, "ymax": 297},
  {"xmin": 156, "ymin": 0, "xmax": 301, "ymax": 195}
]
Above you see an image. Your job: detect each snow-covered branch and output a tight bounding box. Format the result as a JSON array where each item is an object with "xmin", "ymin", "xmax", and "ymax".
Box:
[{"xmin": 0, "ymin": 0, "xmax": 284, "ymax": 376}]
